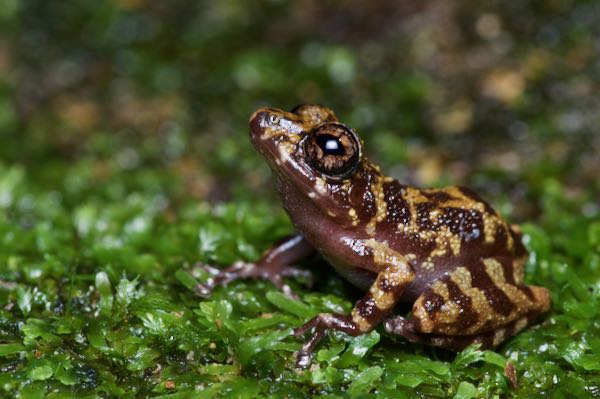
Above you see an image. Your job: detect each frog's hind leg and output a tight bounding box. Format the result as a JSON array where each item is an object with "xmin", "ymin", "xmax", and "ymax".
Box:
[
  {"xmin": 384, "ymin": 257, "xmax": 550, "ymax": 350},
  {"xmin": 384, "ymin": 314, "xmax": 534, "ymax": 351}
]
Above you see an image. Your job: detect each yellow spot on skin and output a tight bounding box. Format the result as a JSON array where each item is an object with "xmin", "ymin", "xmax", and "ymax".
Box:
[
  {"xmin": 483, "ymin": 258, "xmax": 505, "ymax": 284},
  {"xmin": 466, "ymin": 289, "xmax": 495, "ymax": 333},
  {"xmin": 369, "ymin": 287, "xmax": 395, "ymax": 309},
  {"xmin": 483, "ymin": 214, "xmax": 499, "ymax": 243},
  {"xmin": 261, "ymin": 124, "xmax": 303, "ymax": 143},
  {"xmin": 347, "ymin": 206, "xmax": 359, "ymax": 227},
  {"xmin": 429, "ymin": 209, "xmax": 442, "ymax": 220},
  {"xmin": 350, "ymin": 311, "xmax": 373, "ymax": 332},
  {"xmin": 450, "ymin": 267, "xmax": 472, "ymax": 289},
  {"xmin": 514, "ymin": 317, "xmax": 528, "ymax": 332},
  {"xmin": 429, "ymin": 247, "xmax": 446, "ymax": 259},
  {"xmin": 365, "ymin": 174, "xmax": 388, "ymax": 236},
  {"xmin": 449, "ymin": 236, "xmax": 461, "ymax": 256},
  {"xmin": 513, "ymin": 258, "xmax": 525, "ymax": 284},
  {"xmin": 436, "ymin": 301, "xmax": 460, "ymax": 328},
  {"xmin": 365, "ymin": 223, "xmax": 376, "ymax": 236},
  {"xmin": 419, "ymin": 230, "xmax": 436, "ymax": 240},
  {"xmin": 431, "ymin": 280, "xmax": 449, "ymax": 300},
  {"xmin": 315, "ymin": 177, "xmax": 327, "ymax": 194},
  {"xmin": 398, "ymin": 223, "xmax": 420, "ymax": 235},
  {"xmin": 363, "ymin": 239, "xmax": 415, "ymax": 310},
  {"xmin": 413, "ymin": 307, "xmax": 434, "ymax": 333},
  {"xmin": 436, "ymin": 187, "xmax": 486, "ymax": 211},
  {"xmin": 437, "ymin": 226, "xmax": 462, "ymax": 256},
  {"xmin": 493, "ymin": 328, "xmax": 506, "ymax": 346},
  {"xmin": 421, "ymin": 260, "xmax": 435, "ymax": 270},
  {"xmin": 404, "ymin": 187, "xmax": 430, "ymax": 204},
  {"xmin": 277, "ymin": 142, "xmax": 295, "ymax": 165},
  {"xmin": 507, "ymin": 231, "xmax": 514, "ymax": 250},
  {"xmin": 365, "ymin": 239, "xmax": 414, "ymax": 280},
  {"xmin": 425, "ymin": 226, "xmax": 461, "ymax": 261},
  {"xmin": 397, "ymin": 185, "xmax": 518, "ymax": 263}
]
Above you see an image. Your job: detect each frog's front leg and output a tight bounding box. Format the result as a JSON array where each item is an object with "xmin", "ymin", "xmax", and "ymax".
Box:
[
  {"xmin": 194, "ymin": 234, "xmax": 315, "ymax": 299},
  {"xmin": 293, "ymin": 260, "xmax": 415, "ymax": 367}
]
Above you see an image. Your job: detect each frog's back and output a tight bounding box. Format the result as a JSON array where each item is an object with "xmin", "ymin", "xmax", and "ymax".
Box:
[
  {"xmin": 374, "ymin": 181, "xmax": 528, "ymax": 300},
  {"xmin": 390, "ymin": 184, "xmax": 525, "ymax": 261}
]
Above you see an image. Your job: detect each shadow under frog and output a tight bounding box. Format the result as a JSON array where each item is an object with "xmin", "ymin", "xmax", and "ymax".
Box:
[{"xmin": 194, "ymin": 104, "xmax": 551, "ymax": 367}]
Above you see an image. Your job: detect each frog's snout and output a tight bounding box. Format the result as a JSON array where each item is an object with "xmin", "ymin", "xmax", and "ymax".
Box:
[
  {"xmin": 249, "ymin": 108, "xmax": 267, "ymax": 141},
  {"xmin": 249, "ymin": 107, "xmax": 285, "ymax": 144}
]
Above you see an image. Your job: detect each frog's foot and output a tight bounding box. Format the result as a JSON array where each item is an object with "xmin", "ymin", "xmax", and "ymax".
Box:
[
  {"xmin": 292, "ymin": 313, "xmax": 360, "ymax": 368},
  {"xmin": 193, "ymin": 260, "xmax": 312, "ymax": 299},
  {"xmin": 382, "ymin": 316, "xmax": 422, "ymax": 343},
  {"xmin": 383, "ymin": 314, "xmax": 534, "ymax": 351}
]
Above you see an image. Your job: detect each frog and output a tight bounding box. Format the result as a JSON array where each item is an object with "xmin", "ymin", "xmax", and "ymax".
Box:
[{"xmin": 194, "ymin": 104, "xmax": 551, "ymax": 367}]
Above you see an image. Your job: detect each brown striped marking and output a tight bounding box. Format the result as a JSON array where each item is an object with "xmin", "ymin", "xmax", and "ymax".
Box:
[
  {"xmin": 351, "ymin": 251, "xmax": 415, "ymax": 332},
  {"xmin": 411, "ymin": 257, "xmax": 550, "ymax": 337}
]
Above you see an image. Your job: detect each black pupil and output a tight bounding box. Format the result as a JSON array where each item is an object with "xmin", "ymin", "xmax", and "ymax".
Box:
[{"xmin": 316, "ymin": 134, "xmax": 344, "ymax": 156}]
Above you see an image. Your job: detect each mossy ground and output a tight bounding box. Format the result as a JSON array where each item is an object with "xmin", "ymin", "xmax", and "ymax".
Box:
[{"xmin": 1, "ymin": 1, "xmax": 600, "ymax": 398}]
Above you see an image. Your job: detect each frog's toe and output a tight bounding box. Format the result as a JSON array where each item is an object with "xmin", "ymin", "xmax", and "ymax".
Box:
[
  {"xmin": 292, "ymin": 313, "xmax": 364, "ymax": 367},
  {"xmin": 193, "ymin": 262, "xmax": 221, "ymax": 276},
  {"xmin": 279, "ymin": 283, "xmax": 300, "ymax": 300},
  {"xmin": 279, "ymin": 266, "xmax": 314, "ymax": 287},
  {"xmin": 260, "ymin": 266, "xmax": 312, "ymax": 298},
  {"xmin": 383, "ymin": 315, "xmax": 421, "ymax": 342},
  {"xmin": 191, "ymin": 261, "xmax": 256, "ymax": 298},
  {"xmin": 294, "ymin": 349, "xmax": 314, "ymax": 369},
  {"xmin": 193, "ymin": 282, "xmax": 214, "ymax": 298},
  {"xmin": 292, "ymin": 315, "xmax": 321, "ymax": 337},
  {"xmin": 292, "ymin": 317, "xmax": 327, "ymax": 368}
]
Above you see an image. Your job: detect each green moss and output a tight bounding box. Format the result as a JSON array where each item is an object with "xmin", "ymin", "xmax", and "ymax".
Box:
[{"xmin": 1, "ymin": 155, "xmax": 599, "ymax": 397}]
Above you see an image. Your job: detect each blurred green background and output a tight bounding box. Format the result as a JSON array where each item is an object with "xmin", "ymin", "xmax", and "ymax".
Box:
[
  {"xmin": 1, "ymin": 1, "xmax": 599, "ymax": 398},
  {"xmin": 3, "ymin": 0, "xmax": 599, "ymax": 209}
]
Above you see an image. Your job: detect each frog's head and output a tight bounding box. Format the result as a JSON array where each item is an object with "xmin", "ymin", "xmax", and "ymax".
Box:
[{"xmin": 250, "ymin": 105, "xmax": 372, "ymax": 224}]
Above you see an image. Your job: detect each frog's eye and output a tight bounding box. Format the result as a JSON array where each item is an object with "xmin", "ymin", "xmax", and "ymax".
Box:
[{"xmin": 304, "ymin": 123, "xmax": 361, "ymax": 180}]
